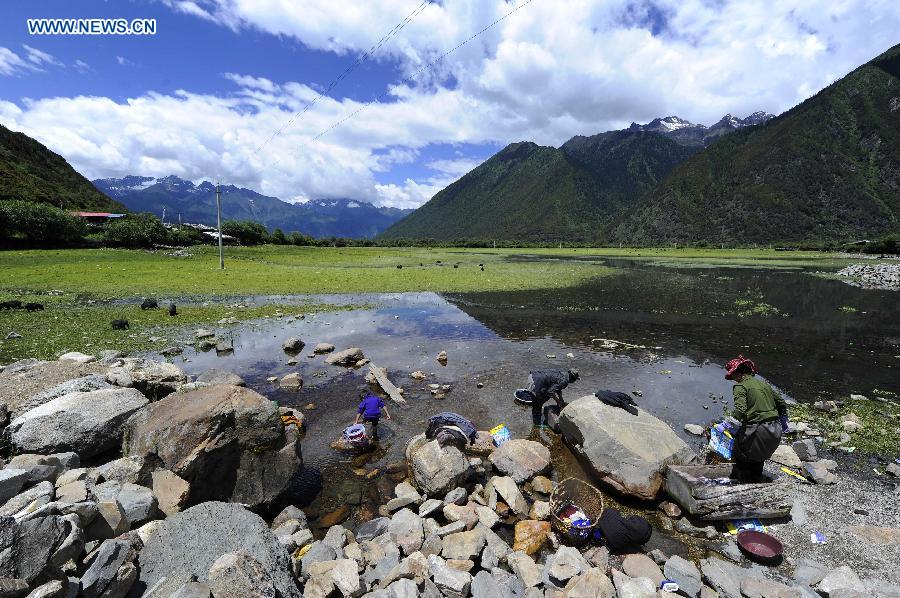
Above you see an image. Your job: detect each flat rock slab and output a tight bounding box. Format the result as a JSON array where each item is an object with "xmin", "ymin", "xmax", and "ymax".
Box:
[
  {"xmin": 10, "ymin": 388, "xmax": 148, "ymax": 458},
  {"xmin": 488, "ymin": 439, "xmax": 551, "ymax": 483},
  {"xmin": 138, "ymin": 501, "xmax": 300, "ymax": 598},
  {"xmin": 559, "ymin": 396, "xmax": 695, "ymax": 499}
]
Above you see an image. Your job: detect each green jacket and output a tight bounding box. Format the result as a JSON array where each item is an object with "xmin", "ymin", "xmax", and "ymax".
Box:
[{"xmin": 731, "ymin": 374, "xmax": 787, "ymax": 424}]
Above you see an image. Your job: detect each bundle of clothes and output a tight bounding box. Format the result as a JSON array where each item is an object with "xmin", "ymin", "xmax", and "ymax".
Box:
[
  {"xmin": 595, "ymin": 389, "xmax": 639, "ymax": 416},
  {"xmin": 425, "ymin": 412, "xmax": 477, "ymax": 449}
]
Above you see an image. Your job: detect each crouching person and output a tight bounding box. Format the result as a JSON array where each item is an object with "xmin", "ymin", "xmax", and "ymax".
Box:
[{"xmin": 725, "ymin": 355, "xmax": 789, "ymax": 482}]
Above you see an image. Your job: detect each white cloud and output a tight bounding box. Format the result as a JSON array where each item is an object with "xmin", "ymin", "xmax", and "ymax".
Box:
[
  {"xmin": 73, "ymin": 59, "xmax": 92, "ymax": 73},
  {"xmin": 3, "ymin": 0, "xmax": 900, "ymax": 208},
  {"xmin": 0, "ymin": 47, "xmax": 31, "ymax": 76},
  {"xmin": 115, "ymin": 56, "xmax": 133, "ymax": 66},
  {"xmin": 22, "ymin": 44, "xmax": 63, "ymax": 68}
]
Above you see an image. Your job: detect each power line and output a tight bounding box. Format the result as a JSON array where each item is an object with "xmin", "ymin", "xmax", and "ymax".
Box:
[
  {"xmin": 252, "ymin": 0, "xmax": 431, "ymax": 157},
  {"xmin": 270, "ymin": 0, "xmax": 539, "ymax": 167}
]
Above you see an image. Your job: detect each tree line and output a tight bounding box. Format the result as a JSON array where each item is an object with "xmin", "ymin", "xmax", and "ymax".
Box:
[{"xmin": 0, "ymin": 200, "xmax": 896, "ymax": 252}]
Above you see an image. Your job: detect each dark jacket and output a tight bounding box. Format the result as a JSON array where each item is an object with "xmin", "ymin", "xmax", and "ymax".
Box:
[
  {"xmin": 530, "ymin": 369, "xmax": 575, "ymax": 402},
  {"xmin": 425, "ymin": 412, "xmax": 477, "ymax": 444}
]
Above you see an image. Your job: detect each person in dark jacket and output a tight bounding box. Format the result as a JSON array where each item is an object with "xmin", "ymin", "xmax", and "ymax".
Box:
[
  {"xmin": 518, "ymin": 369, "xmax": 579, "ymax": 427},
  {"xmin": 725, "ymin": 355, "xmax": 789, "ymax": 482}
]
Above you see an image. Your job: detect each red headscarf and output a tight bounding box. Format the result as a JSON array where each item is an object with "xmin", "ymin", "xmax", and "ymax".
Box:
[{"xmin": 724, "ymin": 355, "xmax": 757, "ymax": 380}]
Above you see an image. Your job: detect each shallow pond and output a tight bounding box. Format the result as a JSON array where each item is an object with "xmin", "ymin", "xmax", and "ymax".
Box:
[{"xmin": 164, "ymin": 258, "xmax": 898, "ymax": 522}]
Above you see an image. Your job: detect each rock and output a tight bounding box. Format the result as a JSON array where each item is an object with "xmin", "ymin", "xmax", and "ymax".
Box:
[
  {"xmin": 195, "ymin": 329, "xmax": 215, "ymax": 339},
  {"xmin": 675, "ymin": 518, "xmax": 718, "ymax": 540},
  {"xmin": 418, "ymin": 498, "xmax": 443, "ymax": 518},
  {"xmin": 803, "ymin": 461, "xmax": 837, "ymax": 485},
  {"xmin": 545, "ymin": 546, "xmax": 588, "ymax": 585},
  {"xmin": 120, "ymin": 357, "xmax": 187, "ymax": 397},
  {"xmin": 92, "ymin": 481, "xmax": 157, "ymax": 527},
  {"xmin": 318, "ymin": 505, "xmax": 350, "ymax": 528},
  {"xmin": 563, "ymin": 568, "xmax": 615, "ymax": 598},
  {"xmin": 699, "ymin": 557, "xmax": 747, "ymax": 598},
  {"xmin": 558, "ymin": 396, "xmax": 695, "ymax": 499},
  {"xmin": 530, "ymin": 476, "xmax": 553, "ymax": 495},
  {"xmin": 0, "ymin": 481, "xmax": 54, "ymax": 517},
  {"xmin": 491, "ymin": 476, "xmax": 528, "ymax": 516},
  {"xmin": 300, "ymin": 541, "xmax": 338, "ymax": 577},
  {"xmin": 527, "ymin": 501, "xmax": 549, "ymax": 521},
  {"xmin": 443, "ymin": 487, "xmax": 468, "ymax": 506},
  {"xmin": 313, "ymin": 343, "xmax": 335, "ymax": 354},
  {"xmin": 436, "ymin": 351, "xmax": 448, "ymax": 365},
  {"xmin": 389, "ymin": 508, "xmax": 424, "ymax": 556},
  {"xmin": 24, "ymin": 580, "xmax": 67, "ymax": 598},
  {"xmin": 816, "ymin": 566, "xmax": 867, "ymax": 596},
  {"xmin": 279, "ymin": 372, "xmax": 303, "ymax": 390},
  {"xmin": 355, "ymin": 517, "xmax": 390, "ymax": 542},
  {"xmin": 0, "ymin": 514, "xmax": 84, "ymax": 585},
  {"xmin": 0, "ymin": 469, "xmax": 29, "ymax": 505},
  {"xmin": 664, "ymin": 555, "xmax": 702, "ymax": 597},
  {"xmin": 612, "ymin": 568, "xmax": 656, "ymax": 598},
  {"xmin": 21, "ymin": 374, "xmax": 112, "ymax": 416},
  {"xmin": 171, "ymin": 582, "xmax": 211, "ymax": 598},
  {"xmin": 322, "ymin": 525, "xmax": 348, "ymax": 552},
  {"xmin": 138, "ymin": 502, "xmax": 300, "ymax": 597},
  {"xmin": 85, "ymin": 500, "xmax": 129, "ymax": 541},
  {"xmin": 58, "ymin": 351, "xmax": 96, "ymax": 364},
  {"xmin": 623, "ymin": 553, "xmax": 664, "ymax": 586},
  {"xmin": 846, "ymin": 525, "xmax": 900, "ymax": 545},
  {"xmin": 196, "ymin": 369, "xmax": 246, "ymax": 387},
  {"xmin": 470, "ymin": 570, "xmax": 513, "ymax": 598},
  {"xmin": 512, "ymin": 520, "xmax": 550, "ymax": 555},
  {"xmin": 79, "ymin": 539, "xmax": 135, "ymax": 598},
  {"xmin": 488, "ymin": 439, "xmax": 551, "ymax": 483},
  {"xmin": 428, "ymin": 555, "xmax": 470, "ymax": 597},
  {"xmin": 207, "ymin": 551, "xmax": 278, "ymax": 598},
  {"xmin": 325, "ymin": 348, "xmax": 365, "ymax": 366},
  {"xmin": 507, "ymin": 551, "xmax": 542, "ymax": 588},
  {"xmin": 152, "ymin": 469, "xmax": 190, "ymax": 516},
  {"xmin": 410, "ymin": 371, "xmax": 427, "ymax": 380},
  {"xmin": 659, "ymin": 501, "xmax": 682, "ymax": 518},
  {"xmin": 9, "ymin": 388, "xmax": 148, "ymax": 458},
  {"xmin": 793, "ymin": 558, "xmax": 829, "ymax": 586},
  {"xmin": 684, "ymin": 424, "xmax": 705, "ymax": 435},
  {"xmin": 91, "ymin": 455, "xmax": 154, "ymax": 485},
  {"xmin": 885, "ymin": 463, "xmax": 900, "ymax": 478},
  {"xmin": 160, "ymin": 346, "xmax": 183, "ymax": 357},
  {"xmin": 584, "ymin": 546, "xmax": 610, "ymax": 571},
  {"xmin": 282, "ymin": 337, "xmax": 305, "ymax": 353},
  {"xmin": 770, "ymin": 444, "xmax": 802, "ymax": 469},
  {"xmin": 408, "ymin": 437, "xmax": 471, "ymax": 497},
  {"xmin": 124, "ymin": 384, "xmax": 301, "ymax": 510},
  {"xmin": 477, "ymin": 505, "xmax": 501, "ymax": 527},
  {"xmin": 740, "ymin": 576, "xmax": 800, "ymax": 598},
  {"xmin": 792, "ymin": 439, "xmax": 818, "ymax": 462},
  {"xmin": 0, "ymin": 578, "xmax": 29, "ymax": 597},
  {"xmin": 106, "ymin": 368, "xmax": 134, "ymax": 387},
  {"xmin": 441, "ymin": 528, "xmax": 485, "ymax": 561}
]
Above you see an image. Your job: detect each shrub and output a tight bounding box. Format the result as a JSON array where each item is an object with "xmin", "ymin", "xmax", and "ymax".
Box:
[
  {"xmin": 102, "ymin": 213, "xmax": 169, "ymax": 248},
  {"xmin": 0, "ymin": 200, "xmax": 87, "ymax": 245},
  {"xmin": 271, "ymin": 228, "xmax": 287, "ymax": 245},
  {"xmin": 221, "ymin": 220, "xmax": 269, "ymax": 245}
]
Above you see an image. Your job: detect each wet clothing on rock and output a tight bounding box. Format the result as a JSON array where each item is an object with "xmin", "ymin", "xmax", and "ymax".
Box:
[
  {"xmin": 527, "ymin": 369, "xmax": 579, "ymax": 425},
  {"xmin": 426, "ymin": 412, "xmax": 477, "ymax": 446},
  {"xmin": 594, "ymin": 389, "xmax": 639, "ymax": 416},
  {"xmin": 597, "ymin": 508, "xmax": 652, "ymax": 553},
  {"xmin": 729, "ymin": 373, "xmax": 787, "ymax": 482}
]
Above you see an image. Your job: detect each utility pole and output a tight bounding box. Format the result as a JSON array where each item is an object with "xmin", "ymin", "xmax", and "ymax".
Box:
[{"xmin": 216, "ymin": 181, "xmax": 224, "ymax": 270}]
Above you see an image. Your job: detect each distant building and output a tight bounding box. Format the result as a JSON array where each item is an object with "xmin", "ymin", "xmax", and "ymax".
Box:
[{"xmin": 71, "ymin": 212, "xmax": 127, "ymax": 225}]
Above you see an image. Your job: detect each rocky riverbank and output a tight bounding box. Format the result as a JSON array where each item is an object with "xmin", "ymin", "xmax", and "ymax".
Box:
[
  {"xmin": 833, "ymin": 263, "xmax": 900, "ymax": 291},
  {"xmin": 1, "ymin": 351, "xmax": 898, "ymax": 597}
]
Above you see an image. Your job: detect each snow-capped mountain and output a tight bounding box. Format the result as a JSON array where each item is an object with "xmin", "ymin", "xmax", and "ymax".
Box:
[
  {"xmin": 92, "ymin": 175, "xmax": 412, "ymax": 239},
  {"xmin": 628, "ymin": 111, "xmax": 776, "ymax": 147}
]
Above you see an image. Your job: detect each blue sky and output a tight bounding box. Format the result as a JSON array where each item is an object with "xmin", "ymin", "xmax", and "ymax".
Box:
[{"xmin": 1, "ymin": 1, "xmax": 898, "ymax": 207}]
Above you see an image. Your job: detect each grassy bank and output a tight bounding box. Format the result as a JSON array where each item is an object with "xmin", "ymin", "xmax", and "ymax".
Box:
[
  {"xmin": 0, "ymin": 246, "xmax": 875, "ymax": 299},
  {"xmin": 0, "ymin": 293, "xmax": 345, "ymax": 363}
]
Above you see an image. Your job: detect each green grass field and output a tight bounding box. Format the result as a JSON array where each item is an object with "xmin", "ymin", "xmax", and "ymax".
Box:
[
  {"xmin": 0, "ymin": 246, "xmax": 880, "ymax": 363},
  {"xmin": 0, "ymin": 246, "xmax": 869, "ymax": 298}
]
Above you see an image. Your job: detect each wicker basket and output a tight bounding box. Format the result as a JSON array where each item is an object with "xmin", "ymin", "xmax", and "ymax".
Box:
[{"xmin": 549, "ymin": 477, "xmax": 605, "ymax": 545}]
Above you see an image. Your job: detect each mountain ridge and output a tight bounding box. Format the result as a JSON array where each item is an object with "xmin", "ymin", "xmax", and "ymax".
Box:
[{"xmin": 93, "ymin": 175, "xmax": 412, "ymax": 239}]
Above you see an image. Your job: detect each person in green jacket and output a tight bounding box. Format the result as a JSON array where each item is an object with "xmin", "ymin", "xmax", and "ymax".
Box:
[{"xmin": 724, "ymin": 355, "xmax": 789, "ymax": 482}]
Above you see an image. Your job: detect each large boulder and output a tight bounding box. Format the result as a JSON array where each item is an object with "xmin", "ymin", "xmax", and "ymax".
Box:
[
  {"xmin": 123, "ymin": 384, "xmax": 302, "ymax": 510},
  {"xmin": 488, "ymin": 439, "xmax": 551, "ymax": 483},
  {"xmin": 558, "ymin": 396, "xmax": 695, "ymax": 499},
  {"xmin": 407, "ymin": 435, "xmax": 471, "ymax": 497},
  {"xmin": 137, "ymin": 501, "xmax": 300, "ymax": 598},
  {"xmin": 9, "ymin": 388, "xmax": 148, "ymax": 458},
  {"xmin": 0, "ymin": 359, "xmax": 106, "ymax": 418},
  {"xmin": 119, "ymin": 357, "xmax": 187, "ymax": 398},
  {"xmin": 0, "ymin": 514, "xmax": 84, "ymax": 585}
]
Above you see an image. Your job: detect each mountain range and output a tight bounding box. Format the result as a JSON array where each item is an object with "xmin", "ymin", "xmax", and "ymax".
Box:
[
  {"xmin": 382, "ymin": 42, "xmax": 900, "ymax": 244},
  {"xmin": 0, "ymin": 124, "xmax": 125, "ymax": 212},
  {"xmin": 92, "ymin": 175, "xmax": 412, "ymax": 239}
]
